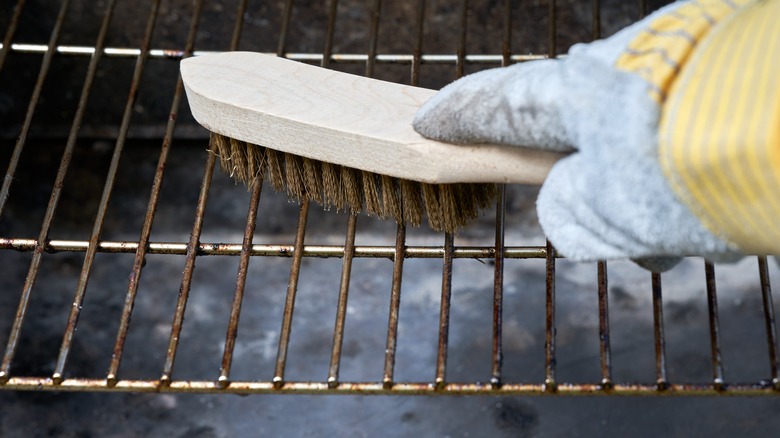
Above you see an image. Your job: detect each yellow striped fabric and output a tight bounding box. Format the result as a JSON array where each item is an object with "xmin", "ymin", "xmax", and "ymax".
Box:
[
  {"xmin": 615, "ymin": 0, "xmax": 752, "ymax": 103},
  {"xmin": 659, "ymin": 0, "xmax": 780, "ymax": 254}
]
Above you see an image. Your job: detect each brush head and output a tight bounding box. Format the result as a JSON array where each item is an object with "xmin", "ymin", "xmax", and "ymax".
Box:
[
  {"xmin": 210, "ymin": 132, "xmax": 498, "ymax": 232},
  {"xmin": 182, "ymin": 52, "xmax": 562, "ymax": 231}
]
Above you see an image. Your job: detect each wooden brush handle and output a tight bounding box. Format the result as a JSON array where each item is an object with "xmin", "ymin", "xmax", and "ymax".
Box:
[{"xmin": 181, "ymin": 52, "xmax": 563, "ymax": 185}]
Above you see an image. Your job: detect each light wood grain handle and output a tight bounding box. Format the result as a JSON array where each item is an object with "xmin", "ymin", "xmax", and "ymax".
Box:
[{"xmin": 181, "ymin": 52, "xmax": 563, "ymax": 185}]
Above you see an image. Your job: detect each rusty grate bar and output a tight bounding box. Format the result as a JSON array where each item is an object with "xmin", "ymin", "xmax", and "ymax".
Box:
[
  {"xmin": 490, "ymin": 0, "xmax": 513, "ymax": 388},
  {"xmin": 215, "ymin": 0, "xmax": 256, "ymax": 389},
  {"xmin": 216, "ymin": 0, "xmax": 259, "ymax": 376},
  {"xmin": 145, "ymin": 0, "xmax": 205, "ymax": 387},
  {"xmin": 592, "ymin": 0, "xmax": 601, "ymax": 40},
  {"xmin": 0, "ymin": 0, "xmax": 26, "ymax": 72},
  {"xmin": 219, "ymin": 178, "xmax": 262, "ymax": 387},
  {"xmin": 597, "ymin": 261, "xmax": 613, "ymax": 389},
  {"xmin": 543, "ymin": 240, "xmax": 557, "ymax": 392},
  {"xmin": 491, "ymin": 185, "xmax": 506, "ymax": 387},
  {"xmin": 327, "ymin": 213, "xmax": 358, "ymax": 387},
  {"xmin": 704, "ymin": 261, "xmax": 725, "ymax": 391},
  {"xmin": 548, "ymin": 0, "xmax": 557, "ymax": 57},
  {"xmin": 757, "ymin": 257, "xmax": 780, "ymax": 389},
  {"xmin": 0, "ymin": 238, "xmax": 549, "ymax": 259},
  {"xmin": 434, "ymin": 232, "xmax": 455, "ymax": 389},
  {"xmin": 2, "ymin": 377, "xmax": 777, "ymax": 396},
  {"xmin": 273, "ymin": 200, "xmax": 310, "ymax": 388},
  {"xmin": 0, "ymin": 44, "xmax": 549, "ymax": 64},
  {"xmin": 652, "ymin": 272, "xmax": 669, "ymax": 390}
]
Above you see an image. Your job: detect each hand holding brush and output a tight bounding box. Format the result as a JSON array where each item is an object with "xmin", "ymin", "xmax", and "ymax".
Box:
[{"xmin": 182, "ymin": 0, "xmax": 780, "ymax": 272}]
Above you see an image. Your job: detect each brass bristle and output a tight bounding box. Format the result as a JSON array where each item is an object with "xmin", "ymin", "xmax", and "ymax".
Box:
[
  {"xmin": 246, "ymin": 143, "xmax": 267, "ymax": 183},
  {"xmin": 211, "ymin": 135, "xmax": 500, "ymax": 233},
  {"xmin": 454, "ymin": 183, "xmax": 477, "ymax": 226},
  {"xmin": 302, "ymin": 158, "xmax": 323, "ymax": 204},
  {"xmin": 361, "ymin": 171, "xmax": 382, "ymax": 217},
  {"xmin": 284, "ymin": 153, "xmax": 306, "ymax": 200},
  {"xmin": 439, "ymin": 184, "xmax": 460, "ymax": 232},
  {"xmin": 399, "ymin": 179, "xmax": 423, "ymax": 227},
  {"xmin": 341, "ymin": 166, "xmax": 363, "ymax": 213},
  {"xmin": 322, "ymin": 162, "xmax": 345, "ymax": 210},
  {"xmin": 421, "ymin": 183, "xmax": 443, "ymax": 231},
  {"xmin": 381, "ymin": 174, "xmax": 402, "ymax": 224},
  {"xmin": 475, "ymin": 183, "xmax": 498, "ymax": 209},
  {"xmin": 230, "ymin": 137, "xmax": 249, "ymax": 182},
  {"xmin": 265, "ymin": 148, "xmax": 286, "ymax": 191},
  {"xmin": 210, "ymin": 133, "xmax": 234, "ymax": 178}
]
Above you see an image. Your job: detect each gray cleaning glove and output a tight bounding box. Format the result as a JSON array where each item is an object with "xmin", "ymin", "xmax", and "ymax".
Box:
[{"xmin": 414, "ymin": 0, "xmax": 780, "ymax": 271}]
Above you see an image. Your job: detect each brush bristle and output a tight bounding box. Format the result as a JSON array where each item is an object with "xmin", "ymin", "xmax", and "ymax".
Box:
[{"xmin": 209, "ymin": 132, "xmax": 498, "ymax": 232}]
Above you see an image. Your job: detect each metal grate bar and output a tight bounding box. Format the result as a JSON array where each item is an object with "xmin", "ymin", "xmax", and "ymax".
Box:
[
  {"xmin": 597, "ymin": 261, "xmax": 613, "ymax": 389},
  {"xmin": 144, "ymin": 0, "xmax": 205, "ymax": 386},
  {"xmin": 365, "ymin": 0, "xmax": 382, "ymax": 77},
  {"xmin": 757, "ymin": 256, "xmax": 780, "ymax": 389},
  {"xmin": 704, "ymin": 261, "xmax": 725, "ymax": 390},
  {"xmin": 219, "ymin": 179, "xmax": 262, "ymax": 387},
  {"xmin": 434, "ymin": 232, "xmax": 455, "ymax": 389},
  {"xmin": 639, "ymin": 0, "xmax": 649, "ymax": 18},
  {"xmin": 592, "ymin": 0, "xmax": 601, "ymax": 40},
  {"xmin": 159, "ymin": 145, "xmax": 216, "ymax": 386},
  {"xmin": 544, "ymin": 240, "xmax": 557, "ymax": 392},
  {"xmin": 0, "ymin": 238, "xmax": 548, "ymax": 259},
  {"xmin": 491, "ymin": 186, "xmax": 506, "ymax": 387},
  {"xmin": 276, "ymin": 0, "xmax": 294, "ymax": 56},
  {"xmin": 490, "ymin": 0, "xmax": 513, "ymax": 388},
  {"xmin": 216, "ymin": 0, "xmax": 260, "ymax": 383},
  {"xmin": 548, "ymin": 0, "xmax": 557, "ymax": 57},
  {"xmin": 51, "ymin": 0, "xmax": 120, "ymax": 385},
  {"xmin": 652, "ymin": 272, "xmax": 669, "ymax": 390},
  {"xmin": 455, "ymin": 0, "xmax": 468, "ymax": 79},
  {"xmin": 0, "ymin": 0, "xmax": 70, "ymax": 220},
  {"xmin": 321, "ymin": 0, "xmax": 339, "ymax": 70},
  {"xmin": 0, "ymin": 0, "xmax": 26, "ymax": 72},
  {"xmin": 501, "ymin": 0, "xmax": 512, "ymax": 65},
  {"xmin": 273, "ymin": 200, "xmax": 310, "ymax": 388},
  {"xmin": 327, "ymin": 214, "xmax": 358, "ymax": 387},
  {"xmin": 215, "ymin": 0, "xmax": 255, "ymax": 389},
  {"xmin": 0, "ymin": 44, "xmax": 549, "ymax": 65},
  {"xmin": 3, "ymin": 377, "xmax": 778, "ymax": 396},
  {"xmin": 382, "ymin": 223, "xmax": 406, "ymax": 388},
  {"xmin": 104, "ymin": 0, "xmax": 163, "ymax": 385},
  {"xmin": 410, "ymin": 0, "xmax": 426, "ymax": 86}
]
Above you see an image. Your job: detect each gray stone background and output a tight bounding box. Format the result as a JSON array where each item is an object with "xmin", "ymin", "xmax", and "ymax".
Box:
[{"xmin": 1, "ymin": 1, "xmax": 779, "ymax": 437}]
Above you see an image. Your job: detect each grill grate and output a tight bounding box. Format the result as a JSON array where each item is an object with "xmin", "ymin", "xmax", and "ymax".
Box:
[{"xmin": 0, "ymin": 0, "xmax": 778, "ymax": 396}]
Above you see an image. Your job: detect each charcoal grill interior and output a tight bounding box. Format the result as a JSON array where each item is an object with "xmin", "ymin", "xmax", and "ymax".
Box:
[{"xmin": 0, "ymin": 0, "xmax": 779, "ymax": 405}]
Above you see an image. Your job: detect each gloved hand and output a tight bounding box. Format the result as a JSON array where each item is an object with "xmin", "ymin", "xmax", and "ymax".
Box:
[{"xmin": 413, "ymin": 0, "xmax": 780, "ymax": 272}]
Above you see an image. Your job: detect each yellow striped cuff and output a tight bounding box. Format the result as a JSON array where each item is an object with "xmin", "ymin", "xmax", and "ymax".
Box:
[
  {"xmin": 615, "ymin": 0, "xmax": 752, "ymax": 103},
  {"xmin": 659, "ymin": 0, "xmax": 780, "ymax": 254}
]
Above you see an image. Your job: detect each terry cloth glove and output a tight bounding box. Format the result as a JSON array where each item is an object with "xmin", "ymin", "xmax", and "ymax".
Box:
[{"xmin": 413, "ymin": 0, "xmax": 780, "ymax": 272}]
